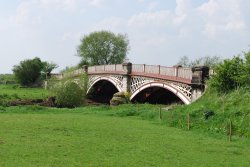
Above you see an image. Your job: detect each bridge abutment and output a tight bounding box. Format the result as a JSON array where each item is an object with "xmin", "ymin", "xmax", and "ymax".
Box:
[{"xmin": 191, "ymin": 66, "xmax": 210, "ymax": 102}]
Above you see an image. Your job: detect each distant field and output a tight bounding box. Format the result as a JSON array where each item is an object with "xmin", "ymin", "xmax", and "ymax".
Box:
[
  {"xmin": 0, "ymin": 85, "xmax": 49, "ymax": 101},
  {"xmin": 0, "ymin": 106, "xmax": 250, "ymax": 167}
]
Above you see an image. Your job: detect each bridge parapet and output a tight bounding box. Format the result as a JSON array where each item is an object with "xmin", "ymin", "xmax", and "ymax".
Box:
[
  {"xmin": 131, "ymin": 64, "xmax": 192, "ymax": 84},
  {"xmin": 88, "ymin": 64, "xmax": 124, "ymax": 74},
  {"xmin": 59, "ymin": 63, "xmax": 208, "ymax": 85}
]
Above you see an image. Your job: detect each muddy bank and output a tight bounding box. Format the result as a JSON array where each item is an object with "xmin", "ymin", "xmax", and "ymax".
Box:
[
  {"xmin": 9, "ymin": 97, "xmax": 56, "ymax": 107},
  {"xmin": 9, "ymin": 97, "xmax": 103, "ymax": 107}
]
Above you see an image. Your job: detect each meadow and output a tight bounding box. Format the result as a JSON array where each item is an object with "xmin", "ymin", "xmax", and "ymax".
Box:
[
  {"xmin": 0, "ymin": 84, "xmax": 49, "ymax": 101},
  {"xmin": 1, "ymin": 106, "xmax": 250, "ymax": 167},
  {"xmin": 0, "ymin": 84, "xmax": 250, "ymax": 166}
]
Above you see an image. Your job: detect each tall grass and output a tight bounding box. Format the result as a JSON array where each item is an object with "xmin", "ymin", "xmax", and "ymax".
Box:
[{"xmin": 163, "ymin": 87, "xmax": 250, "ymax": 138}]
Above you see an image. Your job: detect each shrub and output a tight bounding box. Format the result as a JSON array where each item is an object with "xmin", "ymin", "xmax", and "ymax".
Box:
[
  {"xmin": 53, "ymin": 81, "xmax": 85, "ymax": 108},
  {"xmin": 13, "ymin": 57, "xmax": 44, "ymax": 86},
  {"xmin": 210, "ymin": 51, "xmax": 250, "ymax": 93}
]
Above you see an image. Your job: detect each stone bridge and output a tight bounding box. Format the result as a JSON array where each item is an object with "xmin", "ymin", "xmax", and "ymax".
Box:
[{"xmin": 58, "ymin": 63, "xmax": 209, "ymax": 105}]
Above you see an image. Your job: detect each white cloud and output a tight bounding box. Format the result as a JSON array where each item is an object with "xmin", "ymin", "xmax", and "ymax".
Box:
[
  {"xmin": 174, "ymin": 0, "xmax": 191, "ymax": 25},
  {"xmin": 202, "ymin": 23, "xmax": 217, "ymax": 38},
  {"xmin": 147, "ymin": 2, "xmax": 159, "ymax": 11},
  {"xmin": 40, "ymin": 0, "xmax": 76, "ymax": 11},
  {"xmin": 9, "ymin": 1, "xmax": 32, "ymax": 25},
  {"xmin": 92, "ymin": 17, "xmax": 126, "ymax": 32},
  {"xmin": 128, "ymin": 10, "xmax": 171, "ymax": 28},
  {"xmin": 198, "ymin": 0, "xmax": 219, "ymax": 16},
  {"xmin": 225, "ymin": 19, "xmax": 245, "ymax": 31},
  {"xmin": 197, "ymin": 0, "xmax": 247, "ymax": 38},
  {"xmin": 89, "ymin": 0, "xmax": 105, "ymax": 7}
]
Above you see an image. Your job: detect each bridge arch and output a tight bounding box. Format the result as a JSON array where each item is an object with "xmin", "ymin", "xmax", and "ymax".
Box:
[
  {"xmin": 130, "ymin": 82, "xmax": 191, "ymax": 105},
  {"xmin": 87, "ymin": 76, "xmax": 122, "ymax": 94}
]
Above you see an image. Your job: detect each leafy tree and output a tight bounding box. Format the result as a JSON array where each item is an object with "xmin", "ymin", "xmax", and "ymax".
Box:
[
  {"xmin": 41, "ymin": 62, "xmax": 58, "ymax": 80},
  {"xmin": 177, "ymin": 56, "xmax": 221, "ymax": 68},
  {"xmin": 210, "ymin": 52, "xmax": 250, "ymax": 93},
  {"xmin": 177, "ymin": 56, "xmax": 190, "ymax": 67},
  {"xmin": 77, "ymin": 30, "xmax": 129, "ymax": 66},
  {"xmin": 13, "ymin": 57, "xmax": 44, "ymax": 86},
  {"xmin": 201, "ymin": 56, "xmax": 221, "ymax": 68}
]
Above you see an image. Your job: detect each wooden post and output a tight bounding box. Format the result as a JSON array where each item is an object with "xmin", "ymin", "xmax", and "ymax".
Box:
[
  {"xmin": 188, "ymin": 112, "xmax": 190, "ymax": 130},
  {"xmin": 229, "ymin": 120, "xmax": 232, "ymax": 142},
  {"xmin": 159, "ymin": 105, "xmax": 162, "ymax": 120}
]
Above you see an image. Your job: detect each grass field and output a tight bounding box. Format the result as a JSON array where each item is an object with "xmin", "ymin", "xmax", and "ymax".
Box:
[
  {"xmin": 0, "ymin": 84, "xmax": 250, "ymax": 166},
  {"xmin": 0, "ymin": 106, "xmax": 250, "ymax": 167},
  {"xmin": 0, "ymin": 84, "xmax": 49, "ymax": 101}
]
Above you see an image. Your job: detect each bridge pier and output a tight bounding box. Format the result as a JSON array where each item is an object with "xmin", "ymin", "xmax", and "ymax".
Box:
[{"xmin": 121, "ymin": 62, "xmax": 132, "ymax": 92}]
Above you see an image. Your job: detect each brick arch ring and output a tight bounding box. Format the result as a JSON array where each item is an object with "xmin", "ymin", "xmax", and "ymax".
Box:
[
  {"xmin": 130, "ymin": 82, "xmax": 191, "ymax": 105},
  {"xmin": 87, "ymin": 76, "xmax": 122, "ymax": 94}
]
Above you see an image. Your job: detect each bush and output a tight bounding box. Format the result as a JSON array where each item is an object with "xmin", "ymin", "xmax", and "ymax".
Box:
[
  {"xmin": 53, "ymin": 81, "xmax": 85, "ymax": 108},
  {"xmin": 210, "ymin": 51, "xmax": 250, "ymax": 93},
  {"xmin": 13, "ymin": 57, "xmax": 44, "ymax": 86}
]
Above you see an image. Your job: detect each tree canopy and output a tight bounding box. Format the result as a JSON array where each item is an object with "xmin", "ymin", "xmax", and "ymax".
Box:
[
  {"xmin": 210, "ymin": 51, "xmax": 250, "ymax": 93},
  {"xmin": 77, "ymin": 31, "xmax": 129, "ymax": 66},
  {"xmin": 13, "ymin": 57, "xmax": 58, "ymax": 86},
  {"xmin": 177, "ymin": 56, "xmax": 221, "ymax": 68}
]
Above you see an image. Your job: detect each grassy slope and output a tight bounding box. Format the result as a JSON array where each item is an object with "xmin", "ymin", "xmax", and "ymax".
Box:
[
  {"xmin": 164, "ymin": 88, "xmax": 250, "ymax": 138},
  {"xmin": 0, "ymin": 106, "xmax": 250, "ymax": 167},
  {"xmin": 0, "ymin": 85, "xmax": 49, "ymax": 101}
]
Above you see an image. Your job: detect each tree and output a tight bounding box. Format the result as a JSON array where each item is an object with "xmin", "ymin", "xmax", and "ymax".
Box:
[
  {"xmin": 177, "ymin": 56, "xmax": 190, "ymax": 67},
  {"xmin": 13, "ymin": 57, "xmax": 44, "ymax": 86},
  {"xmin": 13, "ymin": 58, "xmax": 58, "ymax": 86},
  {"xmin": 41, "ymin": 62, "xmax": 58, "ymax": 80},
  {"xmin": 210, "ymin": 54, "xmax": 248, "ymax": 93},
  {"xmin": 77, "ymin": 31, "xmax": 129, "ymax": 66},
  {"xmin": 177, "ymin": 56, "xmax": 221, "ymax": 68}
]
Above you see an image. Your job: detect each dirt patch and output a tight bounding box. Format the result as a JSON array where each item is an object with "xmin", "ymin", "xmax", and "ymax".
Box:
[{"xmin": 10, "ymin": 96, "xmax": 56, "ymax": 107}]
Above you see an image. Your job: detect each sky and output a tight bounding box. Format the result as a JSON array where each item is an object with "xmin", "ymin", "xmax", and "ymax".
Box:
[{"xmin": 0, "ymin": 0, "xmax": 250, "ymax": 73}]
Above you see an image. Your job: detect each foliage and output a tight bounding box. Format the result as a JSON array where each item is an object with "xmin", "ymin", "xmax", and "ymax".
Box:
[
  {"xmin": 164, "ymin": 87, "xmax": 250, "ymax": 138},
  {"xmin": 0, "ymin": 74, "xmax": 15, "ymax": 84},
  {"xmin": 177, "ymin": 56, "xmax": 190, "ymax": 67},
  {"xmin": 178, "ymin": 56, "xmax": 221, "ymax": 68},
  {"xmin": 13, "ymin": 57, "xmax": 44, "ymax": 86},
  {"xmin": 12, "ymin": 57, "xmax": 58, "ymax": 86},
  {"xmin": 210, "ymin": 52, "xmax": 250, "ymax": 93},
  {"xmin": 77, "ymin": 30, "xmax": 129, "ymax": 66},
  {"xmin": 41, "ymin": 62, "xmax": 58, "ymax": 80},
  {"xmin": 60, "ymin": 66, "xmax": 78, "ymax": 73},
  {"xmin": 52, "ymin": 75, "xmax": 87, "ymax": 108}
]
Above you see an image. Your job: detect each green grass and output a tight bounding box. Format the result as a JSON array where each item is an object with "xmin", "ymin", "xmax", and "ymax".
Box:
[
  {"xmin": 0, "ymin": 106, "xmax": 250, "ymax": 167},
  {"xmin": 164, "ymin": 88, "xmax": 250, "ymax": 138},
  {"xmin": 0, "ymin": 84, "xmax": 49, "ymax": 101}
]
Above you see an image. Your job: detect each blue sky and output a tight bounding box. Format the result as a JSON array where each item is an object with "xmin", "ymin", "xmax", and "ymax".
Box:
[{"xmin": 0, "ymin": 0, "xmax": 250, "ymax": 73}]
